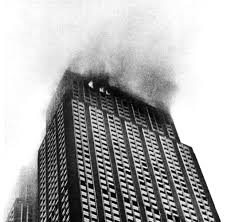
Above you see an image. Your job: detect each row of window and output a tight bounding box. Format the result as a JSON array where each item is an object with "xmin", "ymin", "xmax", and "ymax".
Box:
[
  {"xmin": 162, "ymin": 113, "xmax": 176, "ymax": 140},
  {"xmin": 125, "ymin": 122, "xmax": 162, "ymax": 222},
  {"xmin": 115, "ymin": 97, "xmax": 131, "ymax": 121},
  {"xmin": 84, "ymin": 82, "xmax": 98, "ymax": 107},
  {"xmin": 56, "ymin": 104, "xmax": 70, "ymax": 222},
  {"xmin": 147, "ymin": 107, "xmax": 165, "ymax": 135},
  {"xmin": 73, "ymin": 80, "xmax": 80, "ymax": 99},
  {"xmin": 160, "ymin": 136, "xmax": 198, "ymax": 222},
  {"xmin": 90, "ymin": 107, "xmax": 121, "ymax": 222},
  {"xmin": 165, "ymin": 122, "xmax": 175, "ymax": 140},
  {"xmin": 72, "ymin": 100, "xmax": 98, "ymax": 222},
  {"xmin": 73, "ymin": 80, "xmax": 178, "ymax": 140},
  {"xmin": 100, "ymin": 91, "xmax": 114, "ymax": 114},
  {"xmin": 131, "ymin": 103, "xmax": 147, "ymax": 127},
  {"xmin": 108, "ymin": 114, "xmax": 142, "ymax": 222},
  {"xmin": 178, "ymin": 144, "xmax": 215, "ymax": 222},
  {"xmin": 38, "ymin": 140, "xmax": 47, "ymax": 222},
  {"xmin": 38, "ymin": 103, "xmax": 71, "ymax": 222},
  {"xmin": 143, "ymin": 129, "xmax": 179, "ymax": 221},
  {"xmin": 39, "ymin": 96, "xmax": 217, "ymax": 222},
  {"xmin": 46, "ymin": 120, "xmax": 59, "ymax": 222}
]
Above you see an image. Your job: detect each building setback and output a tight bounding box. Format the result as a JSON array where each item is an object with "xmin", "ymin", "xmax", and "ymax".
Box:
[{"xmin": 38, "ymin": 71, "xmax": 220, "ymax": 222}]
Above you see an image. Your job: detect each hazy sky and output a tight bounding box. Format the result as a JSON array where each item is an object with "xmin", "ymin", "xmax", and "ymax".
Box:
[{"xmin": 1, "ymin": 0, "xmax": 227, "ymax": 220}]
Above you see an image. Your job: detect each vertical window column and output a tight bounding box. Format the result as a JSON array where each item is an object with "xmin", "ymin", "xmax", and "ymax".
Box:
[
  {"xmin": 73, "ymin": 80, "xmax": 80, "ymax": 99},
  {"xmin": 100, "ymin": 91, "xmax": 114, "ymax": 114},
  {"xmin": 178, "ymin": 144, "xmax": 215, "ymax": 222},
  {"xmin": 108, "ymin": 114, "xmax": 142, "ymax": 222},
  {"xmin": 72, "ymin": 100, "xmax": 98, "ymax": 222},
  {"xmin": 83, "ymin": 82, "xmax": 98, "ymax": 106},
  {"xmin": 146, "ymin": 107, "xmax": 165, "ymax": 135},
  {"xmin": 131, "ymin": 103, "xmax": 147, "ymax": 128},
  {"xmin": 115, "ymin": 97, "xmax": 131, "ymax": 121},
  {"xmin": 38, "ymin": 140, "xmax": 47, "ymax": 222},
  {"xmin": 125, "ymin": 122, "xmax": 162, "ymax": 222},
  {"xmin": 56, "ymin": 104, "xmax": 70, "ymax": 222},
  {"xmin": 163, "ymin": 115, "xmax": 178, "ymax": 140},
  {"xmin": 46, "ymin": 120, "xmax": 59, "ymax": 222},
  {"xmin": 90, "ymin": 107, "xmax": 121, "ymax": 222},
  {"xmin": 159, "ymin": 136, "xmax": 198, "ymax": 222},
  {"xmin": 142, "ymin": 129, "xmax": 180, "ymax": 222}
]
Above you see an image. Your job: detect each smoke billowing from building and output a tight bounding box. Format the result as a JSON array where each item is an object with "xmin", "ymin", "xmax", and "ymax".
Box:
[
  {"xmin": 41, "ymin": 0, "xmax": 192, "ymax": 111},
  {"xmin": 68, "ymin": 7, "xmax": 180, "ymax": 109},
  {"xmin": 44, "ymin": 0, "xmax": 194, "ymax": 125}
]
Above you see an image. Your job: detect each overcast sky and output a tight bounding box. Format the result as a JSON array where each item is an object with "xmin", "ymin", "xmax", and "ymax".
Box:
[{"xmin": 1, "ymin": 0, "xmax": 227, "ymax": 220}]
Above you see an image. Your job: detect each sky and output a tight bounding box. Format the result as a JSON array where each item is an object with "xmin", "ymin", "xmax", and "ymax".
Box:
[{"xmin": 1, "ymin": 0, "xmax": 227, "ymax": 220}]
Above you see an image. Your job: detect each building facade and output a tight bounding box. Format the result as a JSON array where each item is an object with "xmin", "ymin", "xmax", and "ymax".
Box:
[
  {"xmin": 38, "ymin": 71, "xmax": 220, "ymax": 222},
  {"xmin": 6, "ymin": 197, "xmax": 34, "ymax": 222},
  {"xmin": 6, "ymin": 168, "xmax": 37, "ymax": 222}
]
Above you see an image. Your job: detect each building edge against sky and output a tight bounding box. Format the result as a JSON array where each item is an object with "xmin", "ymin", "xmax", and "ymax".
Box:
[{"xmin": 38, "ymin": 70, "xmax": 220, "ymax": 222}]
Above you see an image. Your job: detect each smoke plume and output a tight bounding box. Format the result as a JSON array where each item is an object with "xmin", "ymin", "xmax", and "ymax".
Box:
[{"xmin": 66, "ymin": 1, "xmax": 190, "ymax": 109}]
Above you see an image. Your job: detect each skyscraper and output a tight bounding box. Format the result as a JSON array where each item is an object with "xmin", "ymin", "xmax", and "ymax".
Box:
[
  {"xmin": 6, "ymin": 198, "xmax": 34, "ymax": 222},
  {"xmin": 38, "ymin": 71, "xmax": 220, "ymax": 222},
  {"xmin": 6, "ymin": 168, "xmax": 37, "ymax": 222}
]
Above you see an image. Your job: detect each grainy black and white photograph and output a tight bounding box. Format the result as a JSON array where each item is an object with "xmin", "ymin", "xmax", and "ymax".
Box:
[{"xmin": 1, "ymin": 0, "xmax": 226, "ymax": 221}]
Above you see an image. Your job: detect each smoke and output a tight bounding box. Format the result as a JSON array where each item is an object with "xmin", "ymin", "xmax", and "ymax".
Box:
[{"xmin": 65, "ymin": 1, "xmax": 192, "ymax": 109}]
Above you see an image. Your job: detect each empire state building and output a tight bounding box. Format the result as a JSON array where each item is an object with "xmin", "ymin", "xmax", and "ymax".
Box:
[{"xmin": 38, "ymin": 71, "xmax": 220, "ymax": 222}]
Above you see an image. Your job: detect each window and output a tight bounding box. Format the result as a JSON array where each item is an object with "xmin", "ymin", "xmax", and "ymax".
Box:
[
  {"xmin": 178, "ymin": 143, "xmax": 215, "ymax": 221},
  {"xmin": 90, "ymin": 107, "xmax": 120, "ymax": 221},
  {"xmin": 160, "ymin": 136, "xmax": 197, "ymax": 221},
  {"xmin": 108, "ymin": 114, "xmax": 142, "ymax": 221},
  {"xmin": 72, "ymin": 100, "xmax": 98, "ymax": 221},
  {"xmin": 126, "ymin": 122, "xmax": 161, "ymax": 221}
]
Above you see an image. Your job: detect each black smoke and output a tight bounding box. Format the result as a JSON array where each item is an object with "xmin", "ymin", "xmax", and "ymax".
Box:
[{"xmin": 67, "ymin": 4, "xmax": 186, "ymax": 109}]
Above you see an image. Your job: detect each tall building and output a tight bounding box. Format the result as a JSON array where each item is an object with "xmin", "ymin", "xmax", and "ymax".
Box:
[
  {"xmin": 6, "ymin": 198, "xmax": 34, "ymax": 222},
  {"xmin": 6, "ymin": 168, "xmax": 37, "ymax": 222},
  {"xmin": 38, "ymin": 71, "xmax": 220, "ymax": 222}
]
